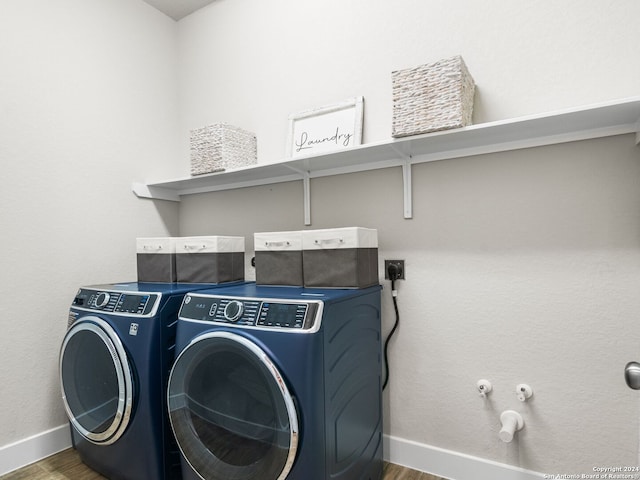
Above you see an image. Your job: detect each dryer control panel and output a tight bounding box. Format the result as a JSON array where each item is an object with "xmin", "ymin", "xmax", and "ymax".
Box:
[
  {"xmin": 72, "ymin": 288, "xmax": 159, "ymax": 317},
  {"xmin": 180, "ymin": 295, "xmax": 322, "ymax": 332}
]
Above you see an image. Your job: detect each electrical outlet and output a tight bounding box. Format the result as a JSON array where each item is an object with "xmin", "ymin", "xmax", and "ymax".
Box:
[{"xmin": 384, "ymin": 260, "xmax": 405, "ymax": 280}]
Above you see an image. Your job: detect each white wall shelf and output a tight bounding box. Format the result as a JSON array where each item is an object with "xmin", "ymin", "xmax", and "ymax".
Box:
[{"xmin": 133, "ymin": 97, "xmax": 640, "ymax": 224}]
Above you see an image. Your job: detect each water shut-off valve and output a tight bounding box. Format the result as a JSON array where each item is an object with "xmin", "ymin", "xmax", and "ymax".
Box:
[
  {"xmin": 516, "ymin": 384, "xmax": 533, "ymax": 402},
  {"xmin": 476, "ymin": 379, "xmax": 492, "ymax": 398}
]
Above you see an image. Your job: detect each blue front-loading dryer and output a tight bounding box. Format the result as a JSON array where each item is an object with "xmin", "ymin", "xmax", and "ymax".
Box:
[
  {"xmin": 167, "ymin": 283, "xmax": 383, "ymax": 480},
  {"xmin": 59, "ymin": 282, "xmax": 242, "ymax": 480}
]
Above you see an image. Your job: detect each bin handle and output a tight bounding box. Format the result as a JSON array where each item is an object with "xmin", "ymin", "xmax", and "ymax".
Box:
[
  {"xmin": 265, "ymin": 241, "xmax": 291, "ymax": 248},
  {"xmin": 314, "ymin": 237, "xmax": 344, "ymax": 246},
  {"xmin": 183, "ymin": 244, "xmax": 207, "ymax": 251}
]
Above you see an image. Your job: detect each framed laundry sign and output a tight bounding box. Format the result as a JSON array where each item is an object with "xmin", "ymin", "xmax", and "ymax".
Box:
[{"xmin": 286, "ymin": 96, "xmax": 364, "ymax": 158}]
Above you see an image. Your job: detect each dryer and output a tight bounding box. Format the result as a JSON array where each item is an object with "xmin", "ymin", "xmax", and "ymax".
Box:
[
  {"xmin": 59, "ymin": 282, "xmax": 241, "ymax": 480},
  {"xmin": 167, "ymin": 283, "xmax": 383, "ymax": 480}
]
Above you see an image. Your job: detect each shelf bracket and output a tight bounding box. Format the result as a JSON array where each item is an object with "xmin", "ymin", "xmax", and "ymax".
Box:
[
  {"xmin": 302, "ymin": 172, "xmax": 311, "ymax": 225},
  {"xmin": 402, "ymin": 158, "xmax": 412, "ymax": 219},
  {"xmin": 389, "ymin": 145, "xmax": 413, "ymax": 219},
  {"xmin": 282, "ymin": 165, "xmax": 312, "ymax": 225},
  {"xmin": 132, "ymin": 182, "xmax": 180, "ymax": 202}
]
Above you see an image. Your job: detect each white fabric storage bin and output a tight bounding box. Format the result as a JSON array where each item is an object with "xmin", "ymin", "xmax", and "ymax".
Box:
[
  {"xmin": 136, "ymin": 237, "xmax": 177, "ymax": 283},
  {"xmin": 302, "ymin": 227, "xmax": 379, "ymax": 288},
  {"xmin": 175, "ymin": 236, "xmax": 245, "ymax": 283},
  {"xmin": 254, "ymin": 231, "xmax": 304, "ymax": 286}
]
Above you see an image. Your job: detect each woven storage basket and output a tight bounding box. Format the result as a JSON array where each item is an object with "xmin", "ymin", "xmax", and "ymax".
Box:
[
  {"xmin": 392, "ymin": 55, "xmax": 475, "ymax": 138},
  {"xmin": 190, "ymin": 124, "xmax": 257, "ymax": 176}
]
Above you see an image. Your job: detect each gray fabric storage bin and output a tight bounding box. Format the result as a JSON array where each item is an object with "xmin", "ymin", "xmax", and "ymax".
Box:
[
  {"xmin": 254, "ymin": 231, "xmax": 304, "ymax": 286},
  {"xmin": 136, "ymin": 237, "xmax": 177, "ymax": 283},
  {"xmin": 175, "ymin": 236, "xmax": 245, "ymax": 283},
  {"xmin": 302, "ymin": 227, "xmax": 379, "ymax": 288}
]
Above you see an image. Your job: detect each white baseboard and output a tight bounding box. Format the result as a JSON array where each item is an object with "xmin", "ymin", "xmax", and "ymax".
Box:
[
  {"xmin": 0, "ymin": 426, "xmax": 545, "ymax": 479},
  {"xmin": 0, "ymin": 424, "xmax": 71, "ymax": 476},
  {"xmin": 384, "ymin": 434, "xmax": 545, "ymax": 480}
]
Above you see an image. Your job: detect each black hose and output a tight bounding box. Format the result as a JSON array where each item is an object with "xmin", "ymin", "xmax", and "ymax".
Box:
[{"xmin": 382, "ymin": 277, "xmax": 400, "ymax": 391}]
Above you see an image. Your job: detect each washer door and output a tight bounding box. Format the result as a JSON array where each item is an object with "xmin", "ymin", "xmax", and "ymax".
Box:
[
  {"xmin": 59, "ymin": 316, "xmax": 134, "ymax": 445},
  {"xmin": 168, "ymin": 331, "xmax": 299, "ymax": 480}
]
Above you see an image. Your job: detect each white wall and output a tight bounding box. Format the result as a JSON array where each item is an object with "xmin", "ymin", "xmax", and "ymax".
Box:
[
  {"xmin": 2, "ymin": 0, "xmax": 639, "ymax": 477},
  {"xmin": 176, "ymin": 0, "xmax": 640, "ymax": 166},
  {"xmin": 177, "ymin": 137, "xmax": 640, "ymax": 477},
  {"xmin": 0, "ymin": 0, "xmax": 179, "ymax": 452},
  {"xmin": 175, "ymin": 0, "xmax": 640, "ymax": 477}
]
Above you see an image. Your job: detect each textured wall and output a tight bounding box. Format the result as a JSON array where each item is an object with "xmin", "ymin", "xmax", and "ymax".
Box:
[
  {"xmin": 2, "ymin": 0, "xmax": 640, "ymax": 476},
  {"xmin": 0, "ymin": 0, "xmax": 180, "ymax": 447},
  {"xmin": 175, "ymin": 0, "xmax": 640, "ymax": 475},
  {"xmin": 175, "ymin": 0, "xmax": 640, "ymax": 165},
  {"xmin": 179, "ymin": 136, "xmax": 640, "ymax": 474}
]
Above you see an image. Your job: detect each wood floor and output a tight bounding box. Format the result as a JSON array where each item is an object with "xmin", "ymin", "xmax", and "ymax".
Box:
[{"xmin": 0, "ymin": 448, "xmax": 448, "ymax": 480}]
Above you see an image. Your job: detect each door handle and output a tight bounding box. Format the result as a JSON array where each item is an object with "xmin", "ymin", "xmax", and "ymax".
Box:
[{"xmin": 625, "ymin": 361, "xmax": 640, "ymax": 390}]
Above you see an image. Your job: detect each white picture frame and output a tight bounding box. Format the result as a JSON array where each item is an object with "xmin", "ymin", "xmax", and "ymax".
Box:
[{"xmin": 286, "ymin": 96, "xmax": 364, "ymax": 158}]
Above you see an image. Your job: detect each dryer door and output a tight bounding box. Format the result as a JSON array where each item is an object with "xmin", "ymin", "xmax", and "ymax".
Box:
[
  {"xmin": 59, "ymin": 316, "xmax": 134, "ymax": 445},
  {"xmin": 168, "ymin": 331, "xmax": 299, "ymax": 480}
]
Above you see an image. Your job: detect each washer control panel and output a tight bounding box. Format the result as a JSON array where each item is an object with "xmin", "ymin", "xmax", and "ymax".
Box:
[
  {"xmin": 72, "ymin": 288, "xmax": 158, "ymax": 317},
  {"xmin": 180, "ymin": 295, "xmax": 321, "ymax": 332}
]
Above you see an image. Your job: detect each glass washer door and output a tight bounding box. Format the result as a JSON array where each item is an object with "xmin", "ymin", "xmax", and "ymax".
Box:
[
  {"xmin": 168, "ymin": 331, "xmax": 299, "ymax": 480},
  {"xmin": 59, "ymin": 316, "xmax": 133, "ymax": 445}
]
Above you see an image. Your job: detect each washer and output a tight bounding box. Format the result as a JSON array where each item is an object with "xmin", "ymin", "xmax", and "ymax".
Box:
[
  {"xmin": 167, "ymin": 283, "xmax": 383, "ymax": 480},
  {"xmin": 59, "ymin": 282, "xmax": 242, "ymax": 480}
]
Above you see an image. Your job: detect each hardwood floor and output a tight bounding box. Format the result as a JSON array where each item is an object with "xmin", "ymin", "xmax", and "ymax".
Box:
[
  {"xmin": 0, "ymin": 449, "xmax": 105, "ymax": 480},
  {"xmin": 383, "ymin": 462, "xmax": 448, "ymax": 480},
  {"xmin": 0, "ymin": 448, "xmax": 448, "ymax": 480}
]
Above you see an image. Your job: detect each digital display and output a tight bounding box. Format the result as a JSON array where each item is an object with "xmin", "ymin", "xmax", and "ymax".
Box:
[
  {"xmin": 264, "ymin": 304, "xmax": 300, "ymax": 325},
  {"xmin": 120, "ymin": 295, "xmax": 142, "ymax": 312}
]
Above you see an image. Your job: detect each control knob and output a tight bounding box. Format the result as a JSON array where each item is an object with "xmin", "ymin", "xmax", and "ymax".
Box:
[
  {"xmin": 224, "ymin": 300, "xmax": 244, "ymax": 322},
  {"xmin": 95, "ymin": 292, "xmax": 110, "ymax": 309}
]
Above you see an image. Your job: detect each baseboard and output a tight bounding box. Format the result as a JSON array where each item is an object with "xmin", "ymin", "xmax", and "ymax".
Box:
[
  {"xmin": 384, "ymin": 434, "xmax": 545, "ymax": 480},
  {"xmin": 0, "ymin": 427, "xmax": 545, "ymax": 479},
  {"xmin": 0, "ymin": 424, "xmax": 71, "ymax": 476}
]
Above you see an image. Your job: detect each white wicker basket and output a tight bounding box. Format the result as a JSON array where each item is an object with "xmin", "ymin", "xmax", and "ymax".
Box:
[
  {"xmin": 392, "ymin": 55, "xmax": 475, "ymax": 138},
  {"xmin": 190, "ymin": 124, "xmax": 257, "ymax": 176}
]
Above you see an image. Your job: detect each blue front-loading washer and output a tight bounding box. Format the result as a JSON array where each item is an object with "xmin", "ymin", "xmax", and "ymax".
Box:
[
  {"xmin": 59, "ymin": 282, "xmax": 242, "ymax": 480},
  {"xmin": 167, "ymin": 283, "xmax": 383, "ymax": 480}
]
